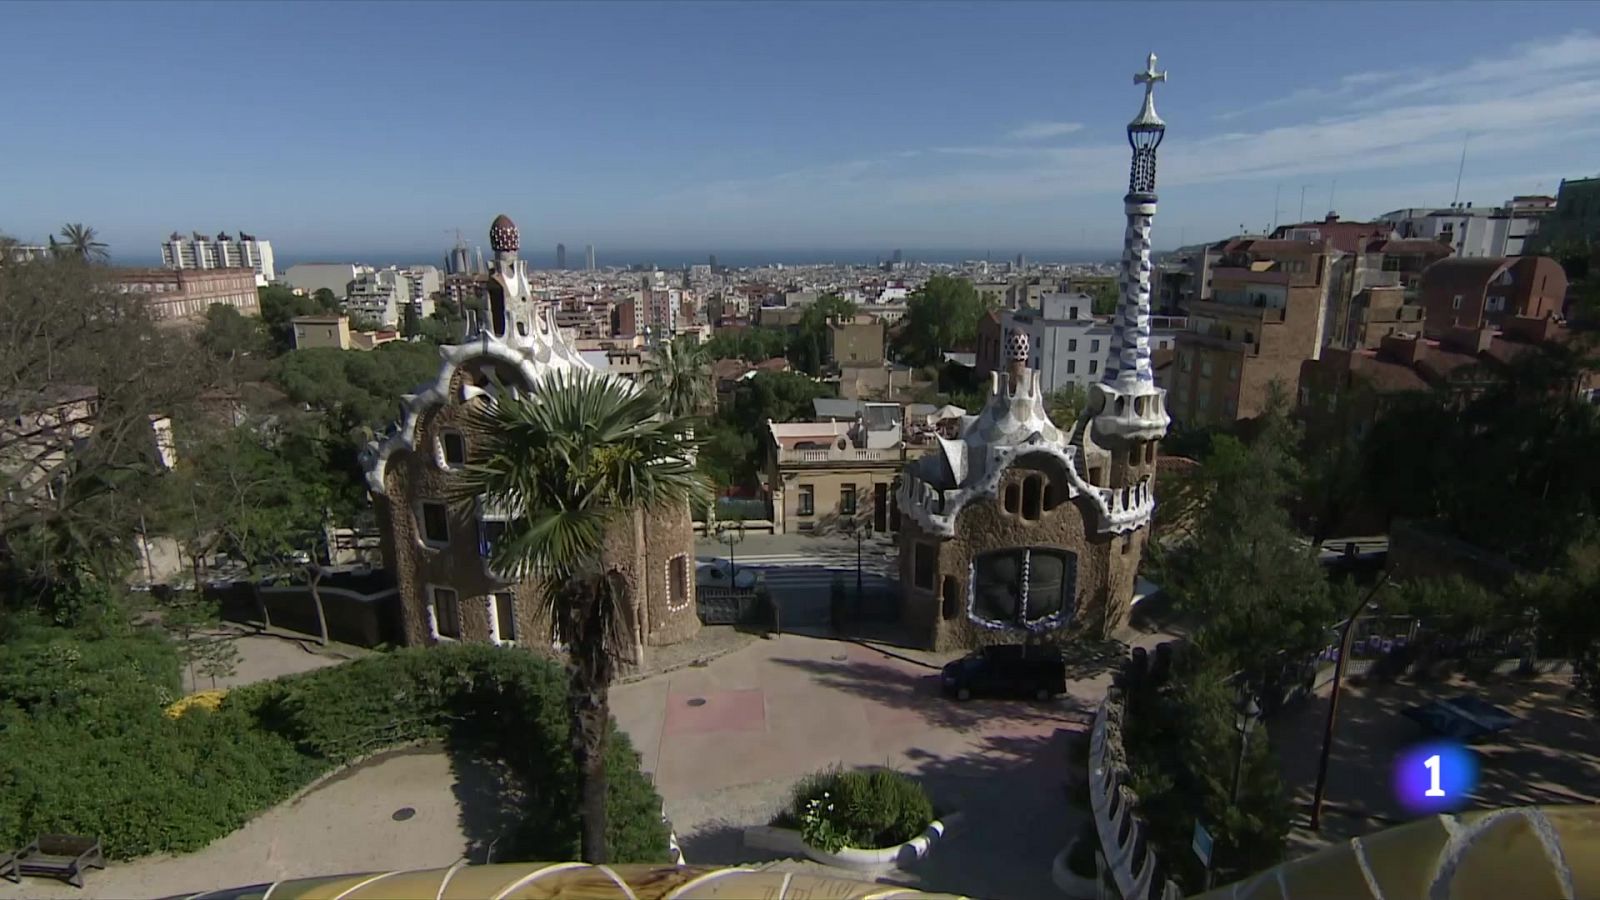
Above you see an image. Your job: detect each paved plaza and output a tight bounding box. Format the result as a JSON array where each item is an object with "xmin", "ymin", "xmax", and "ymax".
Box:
[{"xmin": 5, "ymin": 632, "xmax": 1127, "ymax": 900}]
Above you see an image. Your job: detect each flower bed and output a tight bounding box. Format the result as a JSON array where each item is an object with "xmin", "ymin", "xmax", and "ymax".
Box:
[{"xmin": 760, "ymin": 767, "xmax": 946, "ymax": 870}]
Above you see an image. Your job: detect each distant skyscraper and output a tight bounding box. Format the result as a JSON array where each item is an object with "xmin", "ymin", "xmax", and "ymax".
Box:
[
  {"xmin": 1015, "ymin": 253, "xmax": 1026, "ymax": 269},
  {"xmin": 556, "ymin": 243, "xmax": 567, "ymax": 270},
  {"xmin": 892, "ymin": 248, "xmax": 903, "ymax": 264},
  {"xmin": 708, "ymin": 253, "xmax": 718, "ymax": 272},
  {"xmin": 446, "ymin": 233, "xmax": 471, "ymax": 275},
  {"xmin": 475, "ymin": 246, "xmax": 486, "ymax": 275},
  {"xmin": 585, "ymin": 244, "xmax": 596, "ymax": 271}
]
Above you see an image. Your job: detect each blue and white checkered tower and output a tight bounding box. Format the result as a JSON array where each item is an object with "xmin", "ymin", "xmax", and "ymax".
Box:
[{"xmin": 1091, "ymin": 53, "xmax": 1171, "ymax": 447}]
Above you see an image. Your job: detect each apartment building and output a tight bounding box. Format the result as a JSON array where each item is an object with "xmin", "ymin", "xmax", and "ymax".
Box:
[
  {"xmin": 1169, "ymin": 239, "xmax": 1332, "ymax": 424},
  {"xmin": 290, "ymin": 315, "xmax": 400, "ymax": 351},
  {"xmin": 160, "ymin": 231, "xmax": 276, "ymax": 286},
  {"xmin": 975, "ymin": 293, "xmax": 1184, "ymax": 393},
  {"xmin": 284, "ymin": 263, "xmax": 370, "ymax": 300},
  {"xmin": 1420, "ymin": 256, "xmax": 1568, "ymax": 341},
  {"xmin": 113, "ymin": 267, "xmax": 259, "ymax": 324},
  {"xmin": 765, "ymin": 405, "xmax": 932, "ymax": 535},
  {"xmin": 1378, "ymin": 199, "xmax": 1553, "ymax": 258},
  {"xmin": 346, "ymin": 266, "xmax": 440, "ymax": 327}
]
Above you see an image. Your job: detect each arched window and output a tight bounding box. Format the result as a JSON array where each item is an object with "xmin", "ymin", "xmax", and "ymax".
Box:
[
  {"xmin": 1003, "ymin": 482, "xmax": 1021, "ymax": 514},
  {"xmin": 969, "ymin": 547, "xmax": 1077, "ymax": 631},
  {"xmin": 941, "ymin": 576, "xmax": 960, "ymax": 620}
]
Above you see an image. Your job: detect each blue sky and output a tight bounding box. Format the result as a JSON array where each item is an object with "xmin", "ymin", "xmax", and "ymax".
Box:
[{"xmin": 4, "ymin": 1, "xmax": 1599, "ymax": 262}]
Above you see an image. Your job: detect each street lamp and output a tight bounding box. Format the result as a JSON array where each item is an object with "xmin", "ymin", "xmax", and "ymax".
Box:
[
  {"xmin": 848, "ymin": 517, "xmax": 873, "ymax": 600},
  {"xmin": 714, "ymin": 518, "xmax": 745, "ymax": 581},
  {"xmin": 1230, "ymin": 690, "xmax": 1262, "ymax": 806},
  {"xmin": 1309, "ymin": 572, "xmax": 1396, "ymax": 831},
  {"xmin": 1205, "ymin": 688, "xmax": 1261, "ymax": 892}
]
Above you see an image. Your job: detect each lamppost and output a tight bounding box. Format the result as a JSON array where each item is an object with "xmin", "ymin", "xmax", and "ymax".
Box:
[
  {"xmin": 714, "ymin": 518, "xmax": 745, "ymax": 581},
  {"xmin": 1309, "ymin": 572, "xmax": 1396, "ymax": 831},
  {"xmin": 848, "ymin": 517, "xmax": 873, "ymax": 600},
  {"xmin": 1206, "ymin": 689, "xmax": 1260, "ymax": 892}
]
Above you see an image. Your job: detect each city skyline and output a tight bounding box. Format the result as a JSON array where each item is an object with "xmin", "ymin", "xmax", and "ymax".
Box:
[{"xmin": 3, "ymin": 2, "xmax": 1597, "ymax": 260}]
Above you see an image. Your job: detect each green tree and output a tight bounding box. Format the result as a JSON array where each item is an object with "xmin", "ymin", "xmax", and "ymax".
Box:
[
  {"xmin": 311, "ymin": 287, "xmax": 339, "ymax": 311},
  {"xmin": 199, "ymin": 303, "xmax": 266, "ymax": 365},
  {"xmin": 643, "ymin": 336, "xmax": 712, "ymax": 419},
  {"xmin": 728, "ymin": 370, "xmax": 833, "ymax": 436},
  {"xmin": 1165, "ymin": 388, "xmax": 1339, "ymax": 696},
  {"xmin": 1044, "ymin": 384, "xmax": 1087, "ymax": 429},
  {"xmin": 0, "ymin": 252, "xmax": 206, "ymax": 597},
  {"xmin": 705, "ymin": 326, "xmax": 788, "ymax": 363},
  {"xmin": 893, "ymin": 275, "xmax": 990, "ymax": 367},
  {"xmin": 271, "ymin": 342, "xmax": 443, "ymax": 436},
  {"xmin": 1089, "ymin": 281, "xmax": 1120, "ymax": 316},
  {"xmin": 58, "ymin": 223, "xmax": 108, "ymax": 262},
  {"xmin": 459, "ymin": 370, "xmax": 707, "ymax": 863}
]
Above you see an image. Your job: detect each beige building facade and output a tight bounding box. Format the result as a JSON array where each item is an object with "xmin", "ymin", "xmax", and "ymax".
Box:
[{"xmin": 363, "ymin": 215, "xmax": 699, "ymax": 659}]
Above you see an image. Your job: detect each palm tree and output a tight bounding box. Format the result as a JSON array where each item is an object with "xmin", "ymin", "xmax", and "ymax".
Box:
[
  {"xmin": 459, "ymin": 369, "xmax": 707, "ymax": 863},
  {"xmin": 642, "ymin": 336, "xmax": 712, "ymax": 419},
  {"xmin": 58, "ymin": 223, "xmax": 108, "ymax": 261}
]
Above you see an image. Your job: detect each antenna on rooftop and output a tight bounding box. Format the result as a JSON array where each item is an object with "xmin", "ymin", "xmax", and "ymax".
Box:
[{"xmin": 1452, "ymin": 133, "xmax": 1470, "ymax": 206}]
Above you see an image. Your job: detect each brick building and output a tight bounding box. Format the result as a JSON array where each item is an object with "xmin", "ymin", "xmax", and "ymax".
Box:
[
  {"xmin": 112, "ymin": 267, "xmax": 258, "ymax": 324},
  {"xmin": 1169, "ymin": 239, "xmax": 1331, "ymax": 424},
  {"xmin": 1419, "ymin": 256, "xmax": 1568, "ymax": 340}
]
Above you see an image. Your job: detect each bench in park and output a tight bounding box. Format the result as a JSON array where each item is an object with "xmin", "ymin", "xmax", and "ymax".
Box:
[{"xmin": 15, "ymin": 834, "xmax": 105, "ymax": 887}]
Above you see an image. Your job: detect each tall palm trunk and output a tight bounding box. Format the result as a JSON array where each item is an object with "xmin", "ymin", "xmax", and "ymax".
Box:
[
  {"xmin": 570, "ymin": 655, "xmax": 612, "ymax": 863},
  {"xmin": 566, "ymin": 579, "xmax": 619, "ymax": 863}
]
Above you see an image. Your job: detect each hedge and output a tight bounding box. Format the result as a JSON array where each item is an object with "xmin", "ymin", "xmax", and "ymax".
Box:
[
  {"xmin": 0, "ymin": 623, "xmax": 668, "ymax": 864},
  {"xmin": 775, "ymin": 767, "xmax": 933, "ymax": 852}
]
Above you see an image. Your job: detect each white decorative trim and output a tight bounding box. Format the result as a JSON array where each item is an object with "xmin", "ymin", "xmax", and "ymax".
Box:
[
  {"xmin": 486, "ymin": 594, "xmax": 501, "ymax": 645},
  {"xmin": 897, "ymin": 439, "xmax": 1155, "ymax": 539},
  {"xmin": 664, "ymin": 553, "xmax": 693, "ymax": 613},
  {"xmin": 362, "ymin": 325, "xmax": 592, "ymax": 496},
  {"xmin": 435, "ymin": 428, "xmax": 467, "ymax": 471},
  {"xmin": 425, "ymin": 583, "xmax": 459, "ymax": 642}
]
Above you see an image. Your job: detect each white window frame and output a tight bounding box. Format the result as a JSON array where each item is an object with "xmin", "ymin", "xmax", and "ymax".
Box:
[
  {"xmin": 665, "ymin": 554, "xmax": 692, "ymax": 613},
  {"xmin": 476, "ymin": 495, "xmax": 512, "ymax": 577},
  {"xmin": 1452, "ymin": 294, "xmax": 1463, "ymax": 310},
  {"xmin": 426, "ymin": 584, "xmax": 461, "ymax": 642},
  {"xmin": 437, "ymin": 428, "xmax": 467, "ymax": 470},
  {"xmin": 487, "ymin": 592, "xmax": 517, "ymax": 645}
]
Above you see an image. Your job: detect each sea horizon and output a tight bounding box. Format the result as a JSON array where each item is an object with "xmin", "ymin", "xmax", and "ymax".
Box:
[{"xmin": 110, "ymin": 247, "xmax": 1130, "ymax": 272}]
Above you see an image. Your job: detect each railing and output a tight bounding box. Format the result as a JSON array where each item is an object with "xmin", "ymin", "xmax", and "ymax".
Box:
[{"xmin": 775, "ymin": 446, "xmax": 904, "ymax": 464}]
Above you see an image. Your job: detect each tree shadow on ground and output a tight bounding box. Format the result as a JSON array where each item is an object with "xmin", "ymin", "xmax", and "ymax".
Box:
[
  {"xmin": 445, "ymin": 739, "xmax": 529, "ymax": 864},
  {"xmin": 677, "ymin": 819, "xmax": 786, "ymax": 867},
  {"xmin": 1271, "ymin": 671, "xmax": 1600, "ymax": 856},
  {"xmin": 768, "ymin": 651, "xmax": 1096, "ymax": 734}
]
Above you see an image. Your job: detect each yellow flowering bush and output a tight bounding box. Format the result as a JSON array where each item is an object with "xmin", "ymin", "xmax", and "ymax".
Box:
[{"xmin": 165, "ymin": 689, "xmax": 228, "ymax": 719}]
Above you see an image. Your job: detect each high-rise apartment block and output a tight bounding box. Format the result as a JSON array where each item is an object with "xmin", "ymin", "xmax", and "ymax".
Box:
[
  {"xmin": 160, "ymin": 231, "xmax": 275, "ymax": 287},
  {"xmin": 556, "ymin": 243, "xmax": 567, "ymax": 270},
  {"xmin": 585, "ymin": 244, "xmax": 596, "ymax": 271}
]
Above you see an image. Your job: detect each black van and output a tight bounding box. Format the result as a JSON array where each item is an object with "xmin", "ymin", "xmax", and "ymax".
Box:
[{"xmin": 941, "ymin": 643, "xmax": 1068, "ymax": 701}]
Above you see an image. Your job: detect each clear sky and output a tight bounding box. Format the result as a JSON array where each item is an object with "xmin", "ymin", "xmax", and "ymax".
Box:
[{"xmin": 4, "ymin": 1, "xmax": 1599, "ymax": 263}]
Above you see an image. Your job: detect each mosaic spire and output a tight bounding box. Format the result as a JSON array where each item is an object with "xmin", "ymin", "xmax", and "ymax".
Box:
[{"xmin": 1104, "ymin": 53, "xmax": 1167, "ymax": 386}]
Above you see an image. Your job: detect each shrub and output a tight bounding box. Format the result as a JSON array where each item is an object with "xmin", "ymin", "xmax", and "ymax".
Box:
[
  {"xmin": 0, "ymin": 630, "xmax": 667, "ymax": 864},
  {"xmin": 777, "ymin": 767, "xmax": 933, "ymax": 852}
]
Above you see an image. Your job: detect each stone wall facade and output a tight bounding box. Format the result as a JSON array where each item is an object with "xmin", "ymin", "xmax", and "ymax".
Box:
[
  {"xmin": 898, "ymin": 458, "xmax": 1147, "ymax": 651},
  {"xmin": 373, "ymin": 357, "xmax": 699, "ymax": 655}
]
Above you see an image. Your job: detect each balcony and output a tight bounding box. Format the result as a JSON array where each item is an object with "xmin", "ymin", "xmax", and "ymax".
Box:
[{"xmin": 774, "ymin": 446, "xmax": 906, "ymax": 465}]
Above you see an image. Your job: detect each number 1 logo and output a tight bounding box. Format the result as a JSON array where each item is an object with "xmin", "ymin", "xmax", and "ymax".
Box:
[{"xmin": 1424, "ymin": 754, "xmax": 1446, "ymax": 797}]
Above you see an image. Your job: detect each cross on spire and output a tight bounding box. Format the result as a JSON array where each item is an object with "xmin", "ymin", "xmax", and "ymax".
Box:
[{"xmin": 1130, "ymin": 52, "xmax": 1168, "ymax": 129}]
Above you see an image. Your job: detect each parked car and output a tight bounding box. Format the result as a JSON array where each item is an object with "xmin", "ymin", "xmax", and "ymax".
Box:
[
  {"xmin": 941, "ymin": 644, "xmax": 1067, "ymax": 701},
  {"xmin": 695, "ymin": 557, "xmax": 758, "ymax": 590}
]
